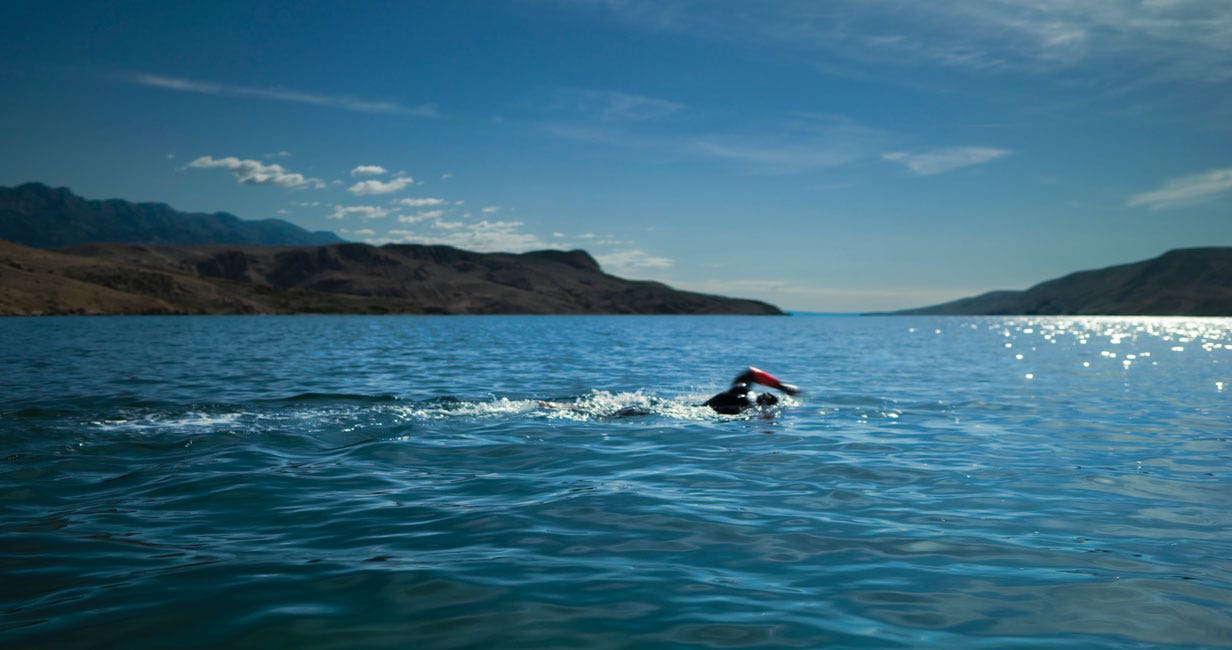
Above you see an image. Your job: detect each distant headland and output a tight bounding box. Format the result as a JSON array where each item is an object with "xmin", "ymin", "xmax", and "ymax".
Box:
[
  {"xmin": 0, "ymin": 183, "xmax": 783, "ymax": 316},
  {"xmin": 883, "ymin": 248, "xmax": 1232, "ymax": 317}
]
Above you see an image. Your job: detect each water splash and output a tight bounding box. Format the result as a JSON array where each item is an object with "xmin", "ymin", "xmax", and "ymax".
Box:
[{"xmin": 83, "ymin": 389, "xmax": 793, "ymax": 438}]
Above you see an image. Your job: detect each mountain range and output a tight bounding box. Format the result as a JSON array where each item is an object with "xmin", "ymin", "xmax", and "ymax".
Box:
[
  {"xmin": 0, "ymin": 183, "xmax": 782, "ymax": 315},
  {"xmin": 0, "ymin": 182, "xmax": 341, "ymax": 248},
  {"xmin": 4, "ymin": 183, "xmax": 1228, "ymax": 316}
]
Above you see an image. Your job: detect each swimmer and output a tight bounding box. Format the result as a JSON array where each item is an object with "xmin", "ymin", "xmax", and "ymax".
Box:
[
  {"xmin": 535, "ymin": 366, "xmax": 799, "ymax": 418},
  {"xmin": 703, "ymin": 366, "xmax": 800, "ymax": 415}
]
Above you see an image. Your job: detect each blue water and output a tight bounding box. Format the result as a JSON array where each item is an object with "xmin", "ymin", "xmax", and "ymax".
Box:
[{"xmin": 2, "ymin": 315, "xmax": 1230, "ymax": 648}]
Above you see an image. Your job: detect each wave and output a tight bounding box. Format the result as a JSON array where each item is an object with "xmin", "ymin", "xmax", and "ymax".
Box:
[
  {"xmin": 260, "ymin": 392, "xmax": 403, "ymax": 405},
  {"xmin": 72, "ymin": 389, "xmax": 793, "ymax": 437},
  {"xmin": 403, "ymin": 390, "xmax": 734, "ymax": 421}
]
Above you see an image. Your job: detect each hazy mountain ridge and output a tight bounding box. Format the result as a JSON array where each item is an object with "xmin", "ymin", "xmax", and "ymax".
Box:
[
  {"xmin": 888, "ymin": 248, "xmax": 1232, "ymax": 316},
  {"xmin": 0, "ymin": 183, "xmax": 342, "ymax": 248},
  {"xmin": 0, "ymin": 239, "xmax": 784, "ymax": 315}
]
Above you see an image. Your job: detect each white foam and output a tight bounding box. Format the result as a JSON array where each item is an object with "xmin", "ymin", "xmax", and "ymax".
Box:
[
  {"xmin": 397, "ymin": 396, "xmax": 540, "ymax": 420},
  {"xmin": 92, "ymin": 411, "xmax": 243, "ymax": 432},
  {"xmin": 88, "ymin": 389, "xmax": 798, "ymax": 434},
  {"xmin": 391, "ymin": 390, "xmax": 752, "ymax": 422}
]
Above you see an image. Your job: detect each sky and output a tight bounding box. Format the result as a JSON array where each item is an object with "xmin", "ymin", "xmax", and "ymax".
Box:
[{"xmin": 1, "ymin": 0, "xmax": 1230, "ymax": 312}]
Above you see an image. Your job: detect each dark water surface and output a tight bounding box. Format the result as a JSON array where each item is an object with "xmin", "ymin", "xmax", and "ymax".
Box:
[{"xmin": 2, "ymin": 315, "xmax": 1230, "ymax": 648}]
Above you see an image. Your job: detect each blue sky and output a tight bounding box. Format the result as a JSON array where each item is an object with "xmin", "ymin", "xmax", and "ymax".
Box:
[{"xmin": 2, "ymin": 1, "xmax": 1230, "ymax": 312}]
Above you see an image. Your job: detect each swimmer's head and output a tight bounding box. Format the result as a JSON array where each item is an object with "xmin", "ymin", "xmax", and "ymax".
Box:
[{"xmin": 736, "ymin": 367, "xmax": 800, "ymax": 395}]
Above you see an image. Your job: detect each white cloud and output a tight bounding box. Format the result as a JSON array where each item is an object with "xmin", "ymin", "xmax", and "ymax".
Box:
[
  {"xmin": 397, "ymin": 197, "xmax": 447, "ymax": 207},
  {"xmin": 380, "ymin": 220, "xmax": 549, "ymax": 252},
  {"xmin": 594, "ymin": 249, "xmax": 674, "ymax": 275},
  {"xmin": 350, "ymin": 165, "xmax": 387, "ymax": 176},
  {"xmin": 340, "ymin": 228, "xmax": 377, "ymax": 237},
  {"xmin": 187, "ymin": 156, "xmax": 325, "ymax": 189},
  {"xmin": 125, "ymin": 72, "xmax": 440, "ymax": 116},
  {"xmin": 882, "ymin": 147, "xmax": 1010, "ymax": 175},
  {"xmin": 1127, "ymin": 167, "xmax": 1232, "ymax": 209},
  {"xmin": 441, "ymin": 173, "xmax": 454, "ymax": 180},
  {"xmin": 327, "ymin": 205, "xmax": 390, "ymax": 220},
  {"xmin": 347, "ymin": 176, "xmax": 415, "ymax": 195},
  {"xmin": 481, "ymin": 206, "xmax": 501, "ymax": 214}
]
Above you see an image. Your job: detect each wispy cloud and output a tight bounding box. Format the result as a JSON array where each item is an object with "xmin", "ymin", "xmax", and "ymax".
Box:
[
  {"xmin": 124, "ymin": 72, "xmax": 439, "ymax": 116},
  {"xmin": 398, "ymin": 197, "xmax": 447, "ymax": 207},
  {"xmin": 554, "ymin": 87, "xmax": 686, "ymax": 122},
  {"xmin": 541, "ymin": 87, "xmax": 886, "ymax": 171},
  {"xmin": 1127, "ymin": 167, "xmax": 1232, "ymax": 210},
  {"xmin": 327, "ymin": 205, "xmax": 391, "ymax": 220},
  {"xmin": 350, "ymin": 165, "xmax": 387, "ymax": 176},
  {"xmin": 187, "ymin": 156, "xmax": 325, "ymax": 189},
  {"xmin": 347, "ymin": 176, "xmax": 415, "ymax": 195},
  {"xmin": 572, "ymin": 1, "xmax": 1232, "ymax": 84},
  {"xmin": 684, "ymin": 133, "xmax": 870, "ymax": 171},
  {"xmin": 544, "ymin": 115, "xmax": 887, "ymax": 173},
  {"xmin": 882, "ymin": 147, "xmax": 1010, "ymax": 175}
]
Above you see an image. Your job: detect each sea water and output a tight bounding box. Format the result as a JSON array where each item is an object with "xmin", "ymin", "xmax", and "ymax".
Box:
[{"xmin": 1, "ymin": 315, "xmax": 1229, "ymax": 649}]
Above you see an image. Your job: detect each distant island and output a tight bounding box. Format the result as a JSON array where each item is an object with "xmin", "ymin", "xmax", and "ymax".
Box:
[
  {"xmin": 886, "ymin": 248, "xmax": 1232, "ymax": 316},
  {"xmin": 0, "ymin": 184, "xmax": 783, "ymax": 316}
]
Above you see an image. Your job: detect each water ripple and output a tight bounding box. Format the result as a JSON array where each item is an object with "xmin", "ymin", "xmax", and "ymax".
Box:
[{"xmin": 2, "ymin": 315, "xmax": 1231, "ymax": 648}]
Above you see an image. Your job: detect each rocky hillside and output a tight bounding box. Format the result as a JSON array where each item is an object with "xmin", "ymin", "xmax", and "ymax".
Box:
[
  {"xmin": 0, "ymin": 183, "xmax": 342, "ymax": 248},
  {"xmin": 889, "ymin": 248, "xmax": 1232, "ymax": 316},
  {"xmin": 0, "ymin": 239, "xmax": 785, "ymax": 315}
]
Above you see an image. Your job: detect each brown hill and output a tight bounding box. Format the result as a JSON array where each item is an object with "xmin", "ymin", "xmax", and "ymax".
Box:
[
  {"xmin": 0, "ymin": 240, "xmax": 784, "ymax": 315},
  {"xmin": 888, "ymin": 248, "xmax": 1232, "ymax": 316}
]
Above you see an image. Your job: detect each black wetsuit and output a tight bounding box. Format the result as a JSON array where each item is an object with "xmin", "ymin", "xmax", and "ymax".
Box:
[{"xmin": 703, "ymin": 382, "xmax": 778, "ymax": 415}]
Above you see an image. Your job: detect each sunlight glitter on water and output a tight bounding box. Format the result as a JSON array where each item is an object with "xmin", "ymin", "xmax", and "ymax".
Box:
[{"xmin": 987, "ymin": 317, "xmax": 1231, "ymax": 377}]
